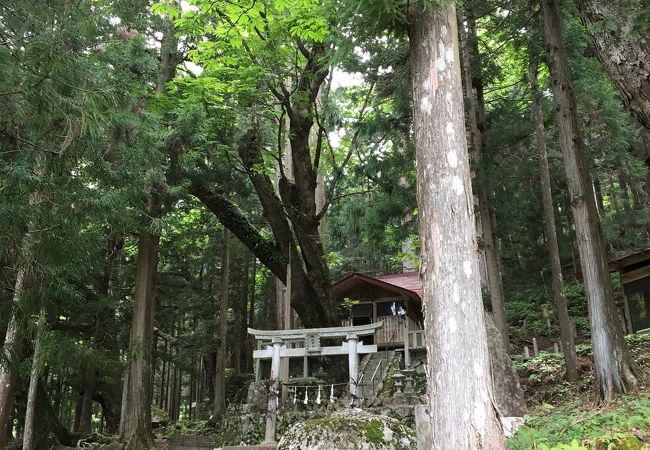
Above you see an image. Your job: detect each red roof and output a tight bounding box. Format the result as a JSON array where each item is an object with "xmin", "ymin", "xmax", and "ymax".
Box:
[
  {"xmin": 372, "ymin": 272, "xmax": 422, "ymax": 297},
  {"xmin": 332, "ymin": 271, "xmax": 422, "ymax": 301}
]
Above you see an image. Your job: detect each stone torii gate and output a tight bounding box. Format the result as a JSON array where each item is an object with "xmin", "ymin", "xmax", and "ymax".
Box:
[{"xmin": 248, "ymin": 321, "xmax": 383, "ymax": 443}]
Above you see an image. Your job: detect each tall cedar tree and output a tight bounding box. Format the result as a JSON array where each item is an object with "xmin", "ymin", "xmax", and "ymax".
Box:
[
  {"xmin": 540, "ymin": 0, "xmax": 638, "ymax": 400},
  {"xmin": 458, "ymin": 4, "xmax": 509, "ymax": 350},
  {"xmin": 409, "ymin": 4, "xmax": 506, "ymax": 448},
  {"xmin": 527, "ymin": 45, "xmax": 579, "ymax": 381},
  {"xmin": 119, "ymin": 20, "xmax": 178, "ymax": 449}
]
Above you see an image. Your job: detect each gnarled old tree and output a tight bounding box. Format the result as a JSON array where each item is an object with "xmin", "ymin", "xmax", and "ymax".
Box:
[
  {"xmin": 185, "ymin": 2, "xmax": 341, "ymax": 329},
  {"xmin": 409, "ymin": 3, "xmax": 506, "ymax": 448},
  {"xmin": 574, "ymin": 0, "xmax": 650, "ymax": 131},
  {"xmin": 540, "ymin": 0, "xmax": 638, "ymax": 401}
]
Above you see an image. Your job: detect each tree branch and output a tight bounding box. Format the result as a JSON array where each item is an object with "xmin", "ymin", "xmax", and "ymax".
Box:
[{"xmin": 189, "ymin": 182, "xmax": 286, "ymax": 281}]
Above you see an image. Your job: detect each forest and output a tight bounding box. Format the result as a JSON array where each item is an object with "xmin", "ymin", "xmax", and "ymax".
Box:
[{"xmin": 0, "ymin": 0, "xmax": 649, "ymax": 449}]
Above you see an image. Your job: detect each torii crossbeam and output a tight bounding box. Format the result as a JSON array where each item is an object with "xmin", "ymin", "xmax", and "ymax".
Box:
[{"xmin": 248, "ymin": 321, "xmax": 384, "ymax": 443}]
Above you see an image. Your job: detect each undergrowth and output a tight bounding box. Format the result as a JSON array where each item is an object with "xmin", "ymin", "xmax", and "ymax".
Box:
[
  {"xmin": 508, "ymin": 394, "xmax": 650, "ymax": 449},
  {"xmin": 508, "ymin": 334, "xmax": 650, "ymax": 449}
]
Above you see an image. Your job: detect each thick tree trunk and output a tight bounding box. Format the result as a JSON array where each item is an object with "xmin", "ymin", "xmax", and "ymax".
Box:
[
  {"xmin": 485, "ymin": 314, "xmax": 526, "ymax": 417},
  {"xmin": 458, "ymin": 9, "xmax": 509, "ymax": 349},
  {"xmin": 212, "ymin": 228, "xmax": 230, "ymax": 422},
  {"xmin": 119, "ymin": 212, "xmax": 160, "ymax": 449},
  {"xmin": 528, "ymin": 51, "xmax": 580, "ymax": 381},
  {"xmin": 409, "ymin": 4, "xmax": 506, "ymax": 449},
  {"xmin": 541, "ymin": 0, "xmax": 638, "ymax": 400},
  {"xmin": 22, "ymin": 308, "xmax": 46, "ymax": 450},
  {"xmin": 574, "ymin": 0, "xmax": 650, "ymax": 131}
]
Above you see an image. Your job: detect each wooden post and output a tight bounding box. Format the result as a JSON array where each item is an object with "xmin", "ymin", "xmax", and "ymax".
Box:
[
  {"xmin": 255, "ymin": 357, "xmax": 262, "ymax": 383},
  {"xmin": 404, "ymin": 317, "xmax": 411, "ymax": 368},
  {"xmin": 532, "ymin": 338, "xmax": 539, "ymax": 357},
  {"xmin": 264, "ymin": 338, "xmax": 283, "ymax": 444},
  {"xmin": 347, "ymin": 334, "xmax": 359, "ymax": 405}
]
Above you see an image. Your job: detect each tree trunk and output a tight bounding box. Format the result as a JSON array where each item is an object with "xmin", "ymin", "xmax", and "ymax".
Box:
[
  {"xmin": 22, "ymin": 307, "xmax": 46, "ymax": 450},
  {"xmin": 245, "ymin": 260, "xmax": 257, "ymax": 373},
  {"xmin": 238, "ymin": 257, "xmax": 251, "ymax": 373},
  {"xmin": 485, "ymin": 314, "xmax": 526, "ymax": 417},
  {"xmin": 458, "ymin": 8, "xmax": 509, "ymax": 349},
  {"xmin": 0, "ymin": 225, "xmax": 34, "ymax": 449},
  {"xmin": 212, "ymin": 228, "xmax": 230, "ymax": 422},
  {"xmin": 409, "ymin": 4, "xmax": 506, "ymax": 448},
  {"xmin": 540, "ymin": 0, "xmax": 638, "ymax": 400},
  {"xmin": 0, "ymin": 268, "xmax": 26, "ymax": 449},
  {"xmin": 78, "ymin": 368, "xmax": 96, "ymax": 433},
  {"xmin": 574, "ymin": 0, "xmax": 650, "ymax": 131},
  {"xmin": 119, "ymin": 197, "xmax": 161, "ymax": 449},
  {"xmin": 192, "ymin": 43, "xmax": 339, "ymax": 331},
  {"xmin": 528, "ymin": 49, "xmax": 580, "ymax": 381},
  {"xmin": 120, "ymin": 17, "xmax": 177, "ymax": 447}
]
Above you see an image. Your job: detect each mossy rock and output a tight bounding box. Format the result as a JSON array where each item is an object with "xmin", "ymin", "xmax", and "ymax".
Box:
[{"xmin": 278, "ymin": 409, "xmax": 416, "ymax": 449}]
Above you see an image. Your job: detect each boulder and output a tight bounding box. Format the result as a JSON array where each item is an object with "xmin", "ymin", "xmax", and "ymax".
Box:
[{"xmin": 278, "ymin": 409, "xmax": 416, "ymax": 450}]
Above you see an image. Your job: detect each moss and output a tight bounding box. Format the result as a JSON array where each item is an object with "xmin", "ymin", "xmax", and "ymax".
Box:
[{"xmin": 361, "ymin": 419, "xmax": 386, "ymax": 444}]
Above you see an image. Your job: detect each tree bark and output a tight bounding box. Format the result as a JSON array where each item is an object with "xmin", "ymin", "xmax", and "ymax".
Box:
[
  {"xmin": 119, "ymin": 202, "xmax": 160, "ymax": 449},
  {"xmin": 0, "ymin": 266, "xmax": 27, "ymax": 449},
  {"xmin": 541, "ymin": 0, "xmax": 638, "ymax": 400},
  {"xmin": 528, "ymin": 49, "xmax": 580, "ymax": 381},
  {"xmin": 409, "ymin": 4, "xmax": 506, "ymax": 448},
  {"xmin": 458, "ymin": 7, "xmax": 509, "ymax": 350},
  {"xmin": 574, "ymin": 0, "xmax": 650, "ymax": 131},
  {"xmin": 245, "ymin": 259, "xmax": 257, "ymax": 372},
  {"xmin": 22, "ymin": 307, "xmax": 46, "ymax": 450},
  {"xmin": 212, "ymin": 228, "xmax": 230, "ymax": 422},
  {"xmin": 485, "ymin": 313, "xmax": 526, "ymax": 417},
  {"xmin": 238, "ymin": 256, "xmax": 251, "ymax": 373}
]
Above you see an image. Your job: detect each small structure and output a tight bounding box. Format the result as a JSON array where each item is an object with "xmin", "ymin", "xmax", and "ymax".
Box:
[
  {"xmin": 333, "ymin": 271, "xmax": 425, "ymax": 367},
  {"xmin": 248, "ymin": 322, "xmax": 383, "ymax": 443},
  {"xmin": 609, "ymin": 248, "xmax": 650, "ymax": 334}
]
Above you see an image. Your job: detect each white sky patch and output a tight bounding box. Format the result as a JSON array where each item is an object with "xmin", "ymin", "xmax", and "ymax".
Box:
[
  {"xmin": 331, "ymin": 67, "xmax": 364, "ymax": 89},
  {"xmin": 377, "ymin": 65, "xmax": 393, "ymax": 75},
  {"xmin": 184, "ymin": 61, "xmax": 203, "ymax": 76},
  {"xmin": 181, "ymin": 1, "xmax": 199, "ymax": 12}
]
